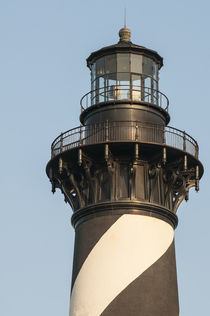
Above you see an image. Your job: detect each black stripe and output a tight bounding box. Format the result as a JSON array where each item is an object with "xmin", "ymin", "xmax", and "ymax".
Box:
[
  {"xmin": 101, "ymin": 241, "xmax": 179, "ymax": 316},
  {"xmin": 71, "ymin": 214, "xmax": 121, "ymax": 291}
]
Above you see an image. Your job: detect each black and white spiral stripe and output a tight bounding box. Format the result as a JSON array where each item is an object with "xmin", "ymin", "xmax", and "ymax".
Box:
[{"xmin": 70, "ymin": 214, "xmax": 179, "ymax": 316}]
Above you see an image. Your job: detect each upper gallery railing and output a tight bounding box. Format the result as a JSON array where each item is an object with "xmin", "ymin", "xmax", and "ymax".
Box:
[
  {"xmin": 80, "ymin": 85, "xmax": 169, "ymax": 112},
  {"xmin": 51, "ymin": 121, "xmax": 198, "ymax": 159}
]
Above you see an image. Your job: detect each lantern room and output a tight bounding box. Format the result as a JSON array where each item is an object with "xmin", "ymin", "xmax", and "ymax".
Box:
[{"xmin": 86, "ymin": 27, "xmax": 163, "ymax": 107}]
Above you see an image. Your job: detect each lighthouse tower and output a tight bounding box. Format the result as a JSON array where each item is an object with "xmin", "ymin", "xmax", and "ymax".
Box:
[{"xmin": 46, "ymin": 27, "xmax": 203, "ymax": 316}]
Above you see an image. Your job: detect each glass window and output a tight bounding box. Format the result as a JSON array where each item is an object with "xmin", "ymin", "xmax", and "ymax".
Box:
[
  {"xmin": 116, "ymin": 73, "xmax": 130, "ymax": 99},
  {"xmin": 132, "ymin": 74, "xmax": 141, "ymax": 89},
  {"xmin": 105, "ymin": 54, "xmax": 117, "ymax": 74},
  {"xmin": 144, "ymin": 76, "xmax": 151, "ymax": 89},
  {"xmin": 153, "ymin": 78, "xmax": 157, "ymax": 91},
  {"xmin": 99, "ymin": 76, "xmax": 105, "ymax": 102},
  {"xmin": 153, "ymin": 62, "xmax": 158, "ymax": 80},
  {"xmin": 117, "ymin": 72, "xmax": 130, "ymax": 84},
  {"xmin": 152, "ymin": 79, "xmax": 158, "ymax": 105},
  {"xmin": 98, "ymin": 76, "xmax": 105, "ymax": 89},
  {"xmin": 117, "ymin": 53, "xmax": 130, "ymax": 72},
  {"xmin": 91, "ymin": 63, "xmax": 95, "ymax": 83},
  {"xmin": 132, "ymin": 74, "xmax": 141, "ymax": 101},
  {"xmin": 105, "ymin": 74, "xmax": 117, "ymax": 101},
  {"xmin": 96, "ymin": 57, "xmax": 104, "ymax": 77},
  {"xmin": 143, "ymin": 57, "xmax": 153, "ymax": 76},
  {"xmin": 94, "ymin": 77, "xmax": 100, "ymax": 104},
  {"xmin": 131, "ymin": 54, "xmax": 142, "ymax": 73},
  {"xmin": 91, "ymin": 79, "xmax": 95, "ymax": 92},
  {"xmin": 143, "ymin": 76, "xmax": 152, "ymax": 103},
  {"xmin": 106, "ymin": 73, "xmax": 117, "ymax": 88}
]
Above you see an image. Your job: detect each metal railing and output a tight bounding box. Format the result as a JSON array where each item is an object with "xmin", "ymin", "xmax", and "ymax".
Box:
[
  {"xmin": 51, "ymin": 121, "xmax": 198, "ymax": 159},
  {"xmin": 80, "ymin": 85, "xmax": 169, "ymax": 113}
]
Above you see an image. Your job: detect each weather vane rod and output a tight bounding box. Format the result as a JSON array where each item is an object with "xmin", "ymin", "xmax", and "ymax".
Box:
[{"xmin": 124, "ymin": 8, "xmax": 126, "ymax": 27}]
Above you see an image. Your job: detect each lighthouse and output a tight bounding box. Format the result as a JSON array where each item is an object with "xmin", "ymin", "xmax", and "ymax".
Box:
[{"xmin": 46, "ymin": 26, "xmax": 203, "ymax": 316}]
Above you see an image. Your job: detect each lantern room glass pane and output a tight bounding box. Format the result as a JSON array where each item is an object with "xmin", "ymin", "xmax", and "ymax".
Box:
[
  {"xmin": 96, "ymin": 57, "xmax": 105, "ymax": 77},
  {"xmin": 132, "ymin": 74, "xmax": 141, "ymax": 89},
  {"xmin": 117, "ymin": 53, "xmax": 130, "ymax": 72},
  {"xmin": 91, "ymin": 63, "xmax": 96, "ymax": 83},
  {"xmin": 106, "ymin": 73, "xmax": 117, "ymax": 87},
  {"xmin": 144, "ymin": 76, "xmax": 151, "ymax": 89},
  {"xmin": 117, "ymin": 72, "xmax": 130, "ymax": 84},
  {"xmin": 117, "ymin": 73, "xmax": 130, "ymax": 99},
  {"xmin": 153, "ymin": 79, "xmax": 157, "ymax": 91},
  {"xmin": 132, "ymin": 74, "xmax": 141, "ymax": 101},
  {"xmin": 143, "ymin": 57, "xmax": 153, "ymax": 76},
  {"xmin": 105, "ymin": 54, "xmax": 117, "ymax": 74},
  {"xmin": 153, "ymin": 62, "xmax": 158, "ymax": 81},
  {"xmin": 131, "ymin": 54, "xmax": 142, "ymax": 73},
  {"xmin": 105, "ymin": 73, "xmax": 117, "ymax": 101},
  {"xmin": 91, "ymin": 79, "xmax": 95, "ymax": 96},
  {"xmin": 143, "ymin": 76, "xmax": 152, "ymax": 103},
  {"xmin": 99, "ymin": 76, "xmax": 105, "ymax": 102},
  {"xmin": 153, "ymin": 80, "xmax": 158, "ymax": 104}
]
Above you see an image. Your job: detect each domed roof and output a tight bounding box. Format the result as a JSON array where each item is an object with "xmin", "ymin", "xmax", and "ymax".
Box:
[{"xmin": 86, "ymin": 28, "xmax": 163, "ymax": 69}]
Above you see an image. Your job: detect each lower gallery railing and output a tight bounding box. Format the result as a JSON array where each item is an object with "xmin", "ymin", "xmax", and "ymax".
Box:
[{"xmin": 51, "ymin": 121, "xmax": 198, "ymax": 159}]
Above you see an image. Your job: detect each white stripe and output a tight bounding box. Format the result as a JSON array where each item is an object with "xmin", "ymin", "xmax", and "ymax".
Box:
[{"xmin": 70, "ymin": 214, "xmax": 174, "ymax": 316}]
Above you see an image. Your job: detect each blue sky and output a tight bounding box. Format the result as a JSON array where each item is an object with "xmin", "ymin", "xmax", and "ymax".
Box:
[{"xmin": 1, "ymin": 0, "xmax": 210, "ymax": 315}]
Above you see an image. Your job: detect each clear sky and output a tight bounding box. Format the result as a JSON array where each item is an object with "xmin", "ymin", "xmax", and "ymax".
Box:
[{"xmin": 1, "ymin": 0, "xmax": 210, "ymax": 315}]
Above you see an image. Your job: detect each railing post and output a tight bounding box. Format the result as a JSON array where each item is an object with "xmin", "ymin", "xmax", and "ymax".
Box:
[
  {"xmin": 79, "ymin": 125, "xmax": 83, "ymax": 165},
  {"xmin": 163, "ymin": 129, "xmax": 166, "ymax": 164},
  {"xmin": 151, "ymin": 86, "xmax": 154, "ymax": 104},
  {"xmin": 58, "ymin": 133, "xmax": 63, "ymax": 174},
  {"xmin": 195, "ymin": 144, "xmax": 199, "ymax": 159},
  {"xmin": 104, "ymin": 120, "xmax": 109, "ymax": 161},
  {"xmin": 182, "ymin": 131, "xmax": 188, "ymax": 171},
  {"xmin": 60, "ymin": 133, "xmax": 63, "ymax": 154},
  {"xmin": 163, "ymin": 128, "xmax": 166, "ymax": 144},
  {"xmin": 79, "ymin": 125, "xmax": 83, "ymax": 146},
  {"xmin": 183, "ymin": 131, "xmax": 186, "ymax": 152}
]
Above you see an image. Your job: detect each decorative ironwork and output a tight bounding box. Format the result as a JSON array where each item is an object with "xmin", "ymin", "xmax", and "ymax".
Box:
[
  {"xmin": 49, "ymin": 152, "xmax": 198, "ymax": 214},
  {"xmin": 51, "ymin": 121, "xmax": 198, "ymax": 159}
]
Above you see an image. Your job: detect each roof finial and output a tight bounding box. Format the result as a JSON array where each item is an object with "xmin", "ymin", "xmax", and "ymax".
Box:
[{"xmin": 119, "ymin": 9, "xmax": 131, "ymax": 43}]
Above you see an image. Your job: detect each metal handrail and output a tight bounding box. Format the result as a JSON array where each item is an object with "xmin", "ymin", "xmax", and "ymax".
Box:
[
  {"xmin": 51, "ymin": 121, "xmax": 199, "ymax": 159},
  {"xmin": 80, "ymin": 85, "xmax": 169, "ymax": 113}
]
